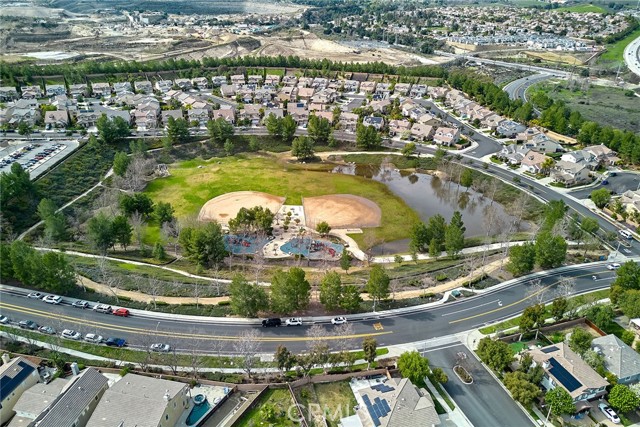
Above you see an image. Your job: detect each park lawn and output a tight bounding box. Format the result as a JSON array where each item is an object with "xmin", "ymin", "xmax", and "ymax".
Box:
[
  {"xmin": 557, "ymin": 4, "xmax": 606, "ymax": 13},
  {"xmin": 601, "ymin": 26, "xmax": 640, "ymax": 62},
  {"xmin": 235, "ymin": 388, "xmax": 298, "ymax": 427},
  {"xmin": 314, "ymin": 381, "xmax": 358, "ymax": 427},
  {"xmin": 144, "ymin": 154, "xmax": 421, "ymax": 248}
]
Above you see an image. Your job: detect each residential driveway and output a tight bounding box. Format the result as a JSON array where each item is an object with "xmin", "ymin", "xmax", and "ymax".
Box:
[
  {"xmin": 424, "ymin": 344, "xmax": 535, "ymax": 427},
  {"xmin": 568, "ymin": 172, "xmax": 640, "ymax": 199}
]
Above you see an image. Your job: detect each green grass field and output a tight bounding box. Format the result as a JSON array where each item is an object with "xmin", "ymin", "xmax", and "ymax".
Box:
[
  {"xmin": 236, "ymin": 389, "xmax": 297, "ymax": 427},
  {"xmin": 557, "ymin": 4, "xmax": 606, "ymax": 13},
  {"xmin": 314, "ymin": 382, "xmax": 358, "ymax": 427},
  {"xmin": 144, "ymin": 154, "xmax": 421, "ymax": 247},
  {"xmin": 600, "ymin": 27, "xmax": 640, "ymax": 62}
]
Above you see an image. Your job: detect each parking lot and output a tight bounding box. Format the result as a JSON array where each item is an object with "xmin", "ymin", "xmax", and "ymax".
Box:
[{"xmin": 0, "ymin": 139, "xmax": 79, "ymax": 179}]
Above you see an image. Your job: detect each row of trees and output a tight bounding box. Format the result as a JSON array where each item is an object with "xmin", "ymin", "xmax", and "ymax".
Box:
[{"xmin": 409, "ymin": 211, "xmax": 466, "ymax": 258}]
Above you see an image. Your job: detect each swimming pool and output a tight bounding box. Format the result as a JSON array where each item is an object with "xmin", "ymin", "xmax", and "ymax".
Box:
[
  {"xmin": 280, "ymin": 237, "xmax": 344, "ymax": 259},
  {"xmin": 186, "ymin": 397, "xmax": 212, "ymax": 426}
]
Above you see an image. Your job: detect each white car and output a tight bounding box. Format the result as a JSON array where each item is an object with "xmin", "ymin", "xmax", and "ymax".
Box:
[
  {"xmin": 27, "ymin": 292, "xmax": 43, "ymax": 299},
  {"xmin": 43, "ymin": 295, "xmax": 62, "ymax": 304},
  {"xmin": 598, "ymin": 403, "xmax": 620, "ymax": 424},
  {"xmin": 285, "ymin": 318, "xmax": 303, "ymax": 326},
  {"xmin": 38, "ymin": 326, "xmax": 56, "ymax": 335},
  {"xmin": 607, "ymin": 263, "xmax": 621, "ymax": 270},
  {"xmin": 72, "ymin": 300, "xmax": 90, "ymax": 309},
  {"xmin": 61, "ymin": 329, "xmax": 82, "ymax": 340},
  {"xmin": 150, "ymin": 343, "xmax": 171, "ymax": 352},
  {"xmin": 331, "ymin": 317, "xmax": 347, "ymax": 325},
  {"xmin": 0, "ymin": 315, "xmax": 9, "ymax": 324},
  {"xmin": 84, "ymin": 333, "xmax": 104, "ymax": 344}
]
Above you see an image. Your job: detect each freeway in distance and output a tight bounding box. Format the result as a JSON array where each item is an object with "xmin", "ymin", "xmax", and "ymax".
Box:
[{"xmin": 0, "ymin": 262, "xmax": 621, "ymax": 354}]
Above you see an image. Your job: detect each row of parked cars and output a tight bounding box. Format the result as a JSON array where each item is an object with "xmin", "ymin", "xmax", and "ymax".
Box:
[
  {"xmin": 0, "ymin": 143, "xmax": 39, "ymax": 167},
  {"xmin": 261, "ymin": 316, "xmax": 347, "ymax": 327},
  {"xmin": 26, "ymin": 292, "xmax": 130, "ymax": 316}
]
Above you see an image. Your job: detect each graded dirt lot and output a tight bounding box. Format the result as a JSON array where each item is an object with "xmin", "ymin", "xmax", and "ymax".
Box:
[
  {"xmin": 198, "ymin": 191, "xmax": 285, "ymax": 224},
  {"xmin": 303, "ymin": 194, "xmax": 382, "ymax": 229}
]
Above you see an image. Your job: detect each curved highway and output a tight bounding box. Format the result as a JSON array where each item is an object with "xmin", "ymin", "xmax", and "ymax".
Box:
[
  {"xmin": 623, "ymin": 33, "xmax": 640, "ymax": 78},
  {"xmin": 503, "ymin": 73, "xmax": 555, "ymax": 102},
  {"xmin": 0, "ymin": 262, "xmax": 620, "ymax": 354}
]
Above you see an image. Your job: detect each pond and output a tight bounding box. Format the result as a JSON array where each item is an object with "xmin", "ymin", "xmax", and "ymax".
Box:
[{"xmin": 332, "ymin": 163, "xmax": 528, "ymax": 254}]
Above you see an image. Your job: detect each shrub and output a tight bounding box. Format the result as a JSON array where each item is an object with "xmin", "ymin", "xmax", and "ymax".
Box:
[{"xmin": 218, "ymin": 300, "xmax": 231, "ymax": 306}]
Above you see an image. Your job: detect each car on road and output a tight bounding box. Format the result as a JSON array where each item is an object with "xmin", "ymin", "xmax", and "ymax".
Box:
[
  {"xmin": 113, "ymin": 308, "xmax": 130, "ymax": 317},
  {"xmin": 38, "ymin": 326, "xmax": 56, "ymax": 335},
  {"xmin": 84, "ymin": 333, "xmax": 104, "ymax": 344},
  {"xmin": 19, "ymin": 320, "xmax": 38, "ymax": 330},
  {"xmin": 607, "ymin": 263, "xmax": 622, "ymax": 270},
  {"xmin": 331, "ymin": 317, "xmax": 347, "ymax": 325},
  {"xmin": 262, "ymin": 318, "xmax": 282, "ymax": 327},
  {"xmin": 285, "ymin": 318, "xmax": 303, "ymax": 326},
  {"xmin": 72, "ymin": 300, "xmax": 90, "ymax": 309},
  {"xmin": 27, "ymin": 292, "xmax": 43, "ymax": 299},
  {"xmin": 598, "ymin": 403, "xmax": 620, "ymax": 424},
  {"xmin": 43, "ymin": 295, "xmax": 62, "ymax": 304},
  {"xmin": 61, "ymin": 329, "xmax": 82, "ymax": 340},
  {"xmin": 619, "ymin": 229, "xmax": 633, "ymax": 240},
  {"xmin": 602, "ymin": 180, "xmax": 609, "ymax": 185},
  {"xmin": 150, "ymin": 343, "xmax": 171, "ymax": 352},
  {"xmin": 93, "ymin": 304, "xmax": 113, "ymax": 314},
  {"xmin": 0, "ymin": 315, "xmax": 10, "ymax": 324},
  {"xmin": 105, "ymin": 337, "xmax": 126, "ymax": 347}
]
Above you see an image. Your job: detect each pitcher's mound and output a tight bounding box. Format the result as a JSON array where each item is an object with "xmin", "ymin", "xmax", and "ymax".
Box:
[
  {"xmin": 198, "ymin": 191, "xmax": 285, "ymax": 224},
  {"xmin": 303, "ymin": 194, "xmax": 381, "ymax": 229}
]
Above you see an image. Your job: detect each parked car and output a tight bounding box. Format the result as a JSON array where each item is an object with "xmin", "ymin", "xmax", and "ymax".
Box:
[
  {"xmin": 261, "ymin": 318, "xmax": 282, "ymax": 327},
  {"xmin": 61, "ymin": 329, "xmax": 82, "ymax": 340},
  {"xmin": 285, "ymin": 318, "xmax": 303, "ymax": 326},
  {"xmin": 0, "ymin": 315, "xmax": 10, "ymax": 324},
  {"xmin": 607, "ymin": 263, "xmax": 622, "ymax": 270},
  {"xmin": 19, "ymin": 320, "xmax": 38, "ymax": 330},
  {"xmin": 38, "ymin": 326, "xmax": 56, "ymax": 335},
  {"xmin": 150, "ymin": 343, "xmax": 171, "ymax": 352},
  {"xmin": 93, "ymin": 304, "xmax": 113, "ymax": 314},
  {"xmin": 598, "ymin": 403, "xmax": 620, "ymax": 424},
  {"xmin": 27, "ymin": 292, "xmax": 43, "ymax": 299},
  {"xmin": 331, "ymin": 317, "xmax": 347, "ymax": 325},
  {"xmin": 618, "ymin": 229, "xmax": 633, "ymax": 240},
  {"xmin": 84, "ymin": 333, "xmax": 104, "ymax": 344},
  {"xmin": 113, "ymin": 308, "xmax": 130, "ymax": 317},
  {"xmin": 105, "ymin": 337, "xmax": 126, "ymax": 347},
  {"xmin": 72, "ymin": 300, "xmax": 90, "ymax": 309},
  {"xmin": 43, "ymin": 295, "xmax": 62, "ymax": 304}
]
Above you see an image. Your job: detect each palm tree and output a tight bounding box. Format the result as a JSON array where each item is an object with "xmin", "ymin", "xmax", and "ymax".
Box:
[{"xmin": 541, "ymin": 157, "xmax": 555, "ymax": 176}]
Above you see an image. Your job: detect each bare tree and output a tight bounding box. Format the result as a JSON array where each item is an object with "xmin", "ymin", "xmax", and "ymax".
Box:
[
  {"xmin": 234, "ymin": 329, "xmax": 263, "ymax": 379},
  {"xmin": 147, "ymin": 276, "xmax": 162, "ymax": 309},
  {"xmin": 119, "ymin": 154, "xmax": 156, "ymax": 192},
  {"xmin": 97, "ymin": 256, "xmax": 121, "ymax": 303},
  {"xmin": 306, "ymin": 325, "xmax": 330, "ymax": 372},
  {"xmin": 192, "ymin": 280, "xmax": 201, "ymax": 309},
  {"xmin": 210, "ymin": 338, "xmax": 228, "ymax": 359},
  {"xmin": 389, "ymin": 279, "xmax": 401, "ymax": 301},
  {"xmin": 526, "ymin": 279, "xmax": 547, "ymax": 305},
  {"xmin": 334, "ymin": 323, "xmax": 355, "ymax": 353},
  {"xmin": 161, "ymin": 218, "xmax": 182, "ymax": 256},
  {"xmin": 186, "ymin": 329, "xmax": 204, "ymax": 379},
  {"xmin": 556, "ymin": 276, "xmax": 576, "ymax": 298},
  {"xmin": 163, "ymin": 347, "xmax": 181, "ymax": 376},
  {"xmin": 129, "ymin": 212, "xmax": 146, "ymax": 250}
]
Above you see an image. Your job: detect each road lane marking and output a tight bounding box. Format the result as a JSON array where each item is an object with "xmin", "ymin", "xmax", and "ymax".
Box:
[
  {"xmin": 373, "ymin": 323, "xmax": 383, "ymax": 330},
  {"xmin": 0, "ymin": 302, "xmax": 392, "ymax": 342},
  {"xmin": 448, "ymin": 270, "xmax": 609, "ymax": 324},
  {"xmin": 441, "ymin": 300, "xmax": 500, "ymax": 316}
]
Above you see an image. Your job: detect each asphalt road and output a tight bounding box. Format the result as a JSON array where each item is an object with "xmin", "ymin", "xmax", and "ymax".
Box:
[
  {"xmin": 0, "ymin": 262, "xmax": 619, "ymax": 354},
  {"xmin": 425, "ymin": 344, "xmax": 535, "ymax": 427},
  {"xmin": 568, "ymin": 171, "xmax": 640, "ymax": 199},
  {"xmin": 503, "ymin": 74, "xmax": 555, "ymax": 101},
  {"xmin": 623, "ymin": 34, "xmax": 640, "ymax": 78}
]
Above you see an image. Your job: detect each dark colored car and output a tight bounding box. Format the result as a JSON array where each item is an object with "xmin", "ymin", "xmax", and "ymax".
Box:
[
  {"xmin": 105, "ymin": 337, "xmax": 126, "ymax": 347},
  {"xmin": 19, "ymin": 320, "xmax": 39, "ymax": 330},
  {"xmin": 261, "ymin": 318, "xmax": 282, "ymax": 327}
]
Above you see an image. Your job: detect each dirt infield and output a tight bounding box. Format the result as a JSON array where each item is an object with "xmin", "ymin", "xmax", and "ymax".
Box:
[
  {"xmin": 303, "ymin": 194, "xmax": 382, "ymax": 229},
  {"xmin": 198, "ymin": 191, "xmax": 285, "ymax": 224}
]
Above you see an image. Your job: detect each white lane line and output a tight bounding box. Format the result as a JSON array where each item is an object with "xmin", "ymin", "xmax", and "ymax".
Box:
[{"xmin": 441, "ymin": 299, "xmax": 500, "ymax": 317}]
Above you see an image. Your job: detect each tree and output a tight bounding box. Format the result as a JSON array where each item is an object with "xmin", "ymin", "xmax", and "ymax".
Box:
[
  {"xmin": 207, "ymin": 117, "xmax": 234, "ymax": 145},
  {"xmin": 545, "ymin": 387, "xmax": 575, "ymax": 416},
  {"xmin": 281, "ymin": 115, "xmax": 297, "ymax": 142},
  {"xmin": 535, "ymin": 231, "xmax": 567, "ymax": 269},
  {"xmin": 319, "ymin": 272, "xmax": 343, "ymax": 311},
  {"xmin": 270, "ymin": 267, "xmax": 311, "ymax": 313},
  {"xmin": 316, "ymin": 221, "xmax": 331, "ymax": 236},
  {"xmin": 307, "ymin": 114, "xmax": 332, "ymax": 145},
  {"xmin": 430, "ymin": 367, "xmax": 448, "ymax": 384},
  {"xmin": 228, "ymin": 206, "xmax": 275, "ymax": 235},
  {"xmin": 503, "ymin": 371, "xmax": 540, "ymax": 407},
  {"xmin": 402, "ymin": 142, "xmax": 417, "ymax": 157},
  {"xmin": 154, "ymin": 202, "xmax": 175, "ymax": 226},
  {"xmin": 367, "ymin": 265, "xmax": 390, "ymax": 309},
  {"xmin": 40, "ymin": 251, "xmax": 77, "ymax": 295},
  {"xmin": 0, "ymin": 163, "xmax": 40, "ymax": 238},
  {"xmin": 506, "ymin": 242, "xmax": 536, "ymax": 276},
  {"xmin": 450, "ymin": 211, "xmax": 466, "ymax": 234},
  {"xmin": 397, "ymin": 351, "xmax": 430, "ymax": 385},
  {"xmin": 340, "ymin": 250, "xmax": 352, "ymax": 273},
  {"xmin": 609, "ymin": 384, "xmax": 640, "ymax": 413},
  {"xmin": 166, "ymin": 116, "xmax": 191, "ymax": 145},
  {"xmin": 120, "ymin": 193, "xmax": 154, "ymax": 218},
  {"xmin": 580, "ymin": 217, "xmax": 599, "ymax": 236},
  {"xmin": 234, "ymin": 329, "xmax": 262, "ymax": 379},
  {"xmin": 476, "ymin": 337, "xmax": 513, "ymax": 372},
  {"xmin": 460, "ymin": 168, "xmax": 473, "ymax": 191},
  {"xmin": 152, "ymin": 242, "xmax": 167, "ymax": 260},
  {"xmin": 355, "ymin": 123, "xmax": 382, "ymax": 150},
  {"xmin": 363, "ymin": 337, "xmax": 378, "ymax": 369},
  {"xmin": 274, "ymin": 345, "xmax": 294, "ymax": 374},
  {"xmin": 111, "ymin": 215, "xmax": 132, "ymax": 250},
  {"xmin": 340, "ymin": 285, "xmax": 362, "ymax": 312},
  {"xmin": 568, "ymin": 327, "xmax": 593, "ymax": 355},
  {"xmin": 550, "ymin": 297, "xmax": 569, "ymax": 321},
  {"xmin": 445, "ymin": 222, "xmax": 464, "ymax": 258},
  {"xmin": 87, "ymin": 213, "xmax": 116, "ymax": 254},
  {"xmin": 519, "ymin": 304, "xmax": 546, "ymax": 337},
  {"xmin": 179, "ymin": 222, "xmax": 227, "ymax": 267},
  {"xmin": 611, "ymin": 261, "xmax": 640, "ymax": 304},
  {"xmin": 619, "ymin": 289, "xmax": 640, "ymax": 318},
  {"xmin": 265, "ymin": 113, "xmax": 282, "ymax": 136},
  {"xmin": 590, "ymin": 188, "xmax": 611, "ymax": 209},
  {"xmin": 229, "ymin": 274, "xmax": 268, "ymax": 317},
  {"xmin": 584, "ymin": 304, "xmax": 615, "ymax": 329},
  {"xmin": 113, "ymin": 151, "xmax": 131, "ymax": 177},
  {"xmin": 17, "ymin": 121, "xmax": 32, "ymax": 137},
  {"xmin": 583, "ymin": 349, "xmax": 605, "ymax": 375},
  {"xmin": 291, "ymin": 136, "xmax": 315, "ymax": 160},
  {"xmin": 223, "ymin": 138, "xmax": 235, "ymax": 156},
  {"xmin": 96, "ymin": 114, "xmax": 130, "ymax": 144},
  {"xmin": 37, "ymin": 198, "xmax": 67, "ymax": 242}
]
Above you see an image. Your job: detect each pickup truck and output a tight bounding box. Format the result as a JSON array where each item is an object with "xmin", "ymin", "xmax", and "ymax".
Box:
[{"xmin": 105, "ymin": 337, "xmax": 126, "ymax": 347}]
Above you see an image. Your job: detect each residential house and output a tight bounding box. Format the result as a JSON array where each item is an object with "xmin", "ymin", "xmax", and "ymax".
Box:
[
  {"xmin": 91, "ymin": 82, "xmax": 112, "ymax": 97},
  {"xmin": 262, "ymin": 108, "xmax": 284, "ymax": 124},
  {"xmin": 499, "ymin": 144, "xmax": 529, "ymax": 165},
  {"xmin": 298, "ymin": 87, "xmax": 315, "ymax": 101},
  {"xmin": 370, "ymin": 99, "xmax": 392, "ymax": 114},
  {"xmin": 154, "ymin": 80, "xmax": 173, "ymax": 94},
  {"xmin": 192, "ymin": 77, "xmax": 209, "ymax": 89},
  {"xmin": 410, "ymin": 123, "xmax": 435, "ymax": 142},
  {"xmin": 394, "ymin": 83, "xmax": 412, "ymax": 96},
  {"xmin": 410, "ymin": 84, "xmax": 429, "ymax": 98},
  {"xmin": 212, "ymin": 106, "xmax": 236, "ymax": 124},
  {"xmin": 311, "ymin": 88, "xmax": 338, "ymax": 107},
  {"xmin": 76, "ymin": 106, "xmax": 131, "ymax": 128},
  {"xmin": 288, "ymin": 103, "xmax": 310, "ymax": 126},
  {"xmin": 416, "ymin": 112, "xmax": 440, "ymax": 126},
  {"xmin": 0, "ymin": 86, "xmax": 19, "ymax": 101},
  {"xmin": 360, "ymin": 81, "xmax": 377, "ymax": 94},
  {"xmin": 516, "ymin": 127, "xmax": 542, "ymax": 143},
  {"xmin": 30, "ymin": 368, "xmax": 108, "ymax": 427},
  {"xmin": 134, "ymin": 80, "xmax": 153, "ymax": 94},
  {"xmin": 619, "ymin": 190, "xmax": 640, "ymax": 216},
  {"xmin": 592, "ymin": 335, "xmax": 640, "ymax": 384},
  {"xmin": 282, "ymin": 75, "xmax": 298, "ymax": 86},
  {"xmin": 363, "ymin": 115, "xmax": 385, "ymax": 130},
  {"xmin": 313, "ymin": 110, "xmax": 334, "ymax": 123},
  {"xmin": 311, "ymin": 77, "xmax": 328, "ymax": 89},
  {"xmin": 560, "ymin": 150, "xmax": 599, "ymax": 169},
  {"xmin": 529, "ymin": 343, "xmax": 608, "ymax": 402},
  {"xmin": 45, "ymin": 84, "xmax": 66, "ymax": 97},
  {"xmin": 239, "ymin": 104, "xmax": 262, "ymax": 126},
  {"xmin": 343, "ymin": 80, "xmax": 360, "ymax": 93},
  {"xmin": 340, "ymin": 112, "xmax": 359, "ymax": 132},
  {"xmin": 6, "ymin": 104, "xmax": 41, "ymax": 127},
  {"xmin": 175, "ymin": 78, "xmax": 192, "ymax": 90},
  {"xmin": 8, "ymin": 378, "xmax": 68, "ymax": 427},
  {"xmin": 278, "ymin": 86, "xmax": 298, "ymax": 103},
  {"xmin": 188, "ymin": 108, "xmax": 210, "ymax": 127},
  {"xmin": 86, "ymin": 374, "xmax": 190, "ymax": 427},
  {"xmin": 44, "ymin": 110, "xmax": 70, "ymax": 128},
  {"xmin": 629, "ymin": 318, "xmax": 640, "ymax": 335},
  {"xmin": 375, "ymin": 83, "xmax": 392, "ymax": 98},
  {"xmin": 584, "ymin": 144, "xmax": 620, "ymax": 166},
  {"xmin": 0, "ymin": 356, "xmax": 40, "ymax": 425},
  {"xmin": 69, "ymin": 83, "xmax": 88, "ymax": 99},
  {"xmin": 237, "ymin": 86, "xmax": 255, "ymax": 104},
  {"xmin": 20, "ymin": 85, "xmax": 42, "ymax": 99},
  {"xmin": 231, "ymin": 74, "xmax": 246, "ymax": 86},
  {"xmin": 265, "ymin": 74, "xmax": 281, "ymax": 86},
  {"xmin": 298, "ymin": 77, "xmax": 313, "ymax": 87},
  {"xmin": 248, "ymin": 75, "xmax": 263, "ymax": 85},
  {"xmin": 211, "ymin": 76, "xmax": 227, "ymax": 87},
  {"xmin": 521, "ymin": 150, "xmax": 550, "ymax": 174},
  {"xmin": 552, "ymin": 161, "xmax": 591, "ymax": 186},
  {"xmin": 132, "ymin": 98, "xmax": 161, "ymax": 130},
  {"xmin": 254, "ymin": 87, "xmax": 275, "ymax": 104},
  {"xmin": 389, "ymin": 119, "xmax": 412, "ymax": 136},
  {"xmin": 113, "ymin": 82, "xmax": 132, "ymax": 95},
  {"xmin": 433, "ymin": 127, "xmax": 460, "ymax": 146},
  {"xmin": 220, "ymin": 84, "xmax": 236, "ymax": 98},
  {"xmin": 523, "ymin": 134, "xmax": 564, "ymax": 154},
  {"xmin": 162, "ymin": 109, "xmax": 184, "ymax": 127},
  {"xmin": 496, "ymin": 120, "xmax": 526, "ymax": 138}
]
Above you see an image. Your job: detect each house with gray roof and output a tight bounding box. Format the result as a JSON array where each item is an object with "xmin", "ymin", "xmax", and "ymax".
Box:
[
  {"xmin": 8, "ymin": 378, "xmax": 68, "ymax": 427},
  {"xmin": 592, "ymin": 334, "xmax": 640, "ymax": 384},
  {"xmin": 31, "ymin": 368, "xmax": 108, "ymax": 427},
  {"xmin": 0, "ymin": 355, "xmax": 40, "ymax": 425}
]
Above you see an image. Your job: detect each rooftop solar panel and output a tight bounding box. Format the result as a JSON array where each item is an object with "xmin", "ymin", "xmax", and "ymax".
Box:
[
  {"xmin": 381, "ymin": 399, "xmax": 391, "ymax": 413},
  {"xmin": 0, "ymin": 361, "xmax": 36, "ymax": 401},
  {"xmin": 541, "ymin": 346, "xmax": 559, "ymax": 354},
  {"xmin": 548, "ymin": 357, "xmax": 582, "ymax": 392}
]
